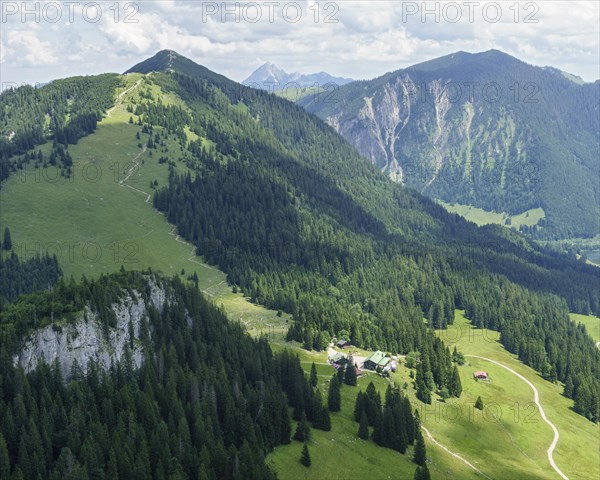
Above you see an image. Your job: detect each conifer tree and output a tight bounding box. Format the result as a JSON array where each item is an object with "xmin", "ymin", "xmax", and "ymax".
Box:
[
  {"xmin": 416, "ymin": 353, "xmax": 432, "ymax": 404},
  {"xmin": 336, "ymin": 364, "xmax": 345, "ymax": 384},
  {"xmin": 364, "ymin": 382, "xmax": 382, "ymax": 426},
  {"xmin": 328, "ymin": 375, "xmax": 341, "ymax": 412},
  {"xmin": 300, "ymin": 442, "xmax": 311, "ymax": 467},
  {"xmin": 414, "ymin": 465, "xmax": 431, "ymax": 480},
  {"xmin": 448, "ymin": 365, "xmax": 462, "ymax": 397},
  {"xmin": 310, "ymin": 362, "xmax": 318, "ymax": 388},
  {"xmin": 413, "ymin": 429, "xmax": 427, "ymax": 466},
  {"xmin": 319, "ymin": 407, "xmax": 331, "ymax": 432},
  {"xmin": 354, "ymin": 391, "xmax": 365, "ymax": 422},
  {"xmin": 358, "ymin": 411, "xmax": 369, "ymax": 440},
  {"xmin": 345, "ymin": 360, "xmax": 357, "ymax": 386},
  {"xmin": 474, "ymin": 396, "xmax": 484, "ymax": 410},
  {"xmin": 3, "ymin": 227, "xmax": 12, "ymax": 251},
  {"xmin": 293, "ymin": 412, "xmax": 310, "ymax": 442}
]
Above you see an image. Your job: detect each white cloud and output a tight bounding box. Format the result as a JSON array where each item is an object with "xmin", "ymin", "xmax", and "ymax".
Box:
[
  {"xmin": 1, "ymin": 0, "xmax": 598, "ymax": 85},
  {"xmin": 0, "ymin": 39, "xmax": 12, "ymax": 64},
  {"xmin": 4, "ymin": 27, "xmax": 58, "ymax": 67}
]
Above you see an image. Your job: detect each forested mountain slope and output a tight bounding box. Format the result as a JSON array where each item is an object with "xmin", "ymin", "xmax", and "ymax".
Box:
[
  {"xmin": 0, "ymin": 271, "xmax": 332, "ymax": 479},
  {"xmin": 1, "ymin": 50, "xmax": 598, "ymax": 424},
  {"xmin": 299, "ymin": 50, "xmax": 600, "ymax": 239},
  {"xmin": 0, "ymin": 74, "xmax": 120, "ymax": 182}
]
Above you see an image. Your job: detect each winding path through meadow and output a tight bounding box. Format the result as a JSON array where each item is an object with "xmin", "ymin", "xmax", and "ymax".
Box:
[{"xmin": 465, "ymin": 355, "xmax": 568, "ymax": 480}]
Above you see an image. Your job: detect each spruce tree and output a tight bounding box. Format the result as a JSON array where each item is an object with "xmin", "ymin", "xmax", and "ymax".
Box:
[
  {"xmin": 310, "ymin": 388, "xmax": 324, "ymax": 424},
  {"xmin": 300, "ymin": 442, "xmax": 311, "ymax": 467},
  {"xmin": 573, "ymin": 385, "xmax": 593, "ymax": 417},
  {"xmin": 358, "ymin": 411, "xmax": 369, "ymax": 440},
  {"xmin": 413, "ymin": 429, "xmax": 427, "ymax": 466},
  {"xmin": 416, "ymin": 353, "xmax": 432, "ymax": 404},
  {"xmin": 328, "ymin": 375, "xmax": 341, "ymax": 412},
  {"xmin": 354, "ymin": 391, "xmax": 365, "ymax": 422},
  {"xmin": 293, "ymin": 412, "xmax": 310, "ymax": 442},
  {"xmin": 413, "ymin": 465, "xmax": 431, "ymax": 480},
  {"xmin": 449, "ymin": 366, "xmax": 462, "ymax": 397},
  {"xmin": 319, "ymin": 406, "xmax": 331, "ymax": 432},
  {"xmin": 404, "ymin": 397, "xmax": 416, "ymax": 444},
  {"xmin": 372, "ymin": 410, "xmax": 384, "ymax": 446},
  {"xmin": 563, "ymin": 376, "xmax": 574, "ymax": 397},
  {"xmin": 310, "ymin": 362, "xmax": 318, "ymax": 388},
  {"xmin": 416, "ymin": 380, "xmax": 431, "ymax": 404},
  {"xmin": 475, "ymin": 396, "xmax": 484, "ymax": 410},
  {"xmin": 336, "ymin": 364, "xmax": 345, "ymax": 384},
  {"xmin": 364, "ymin": 382, "xmax": 382, "ymax": 426},
  {"xmin": 345, "ymin": 361, "xmax": 357, "ymax": 386},
  {"xmin": 3, "ymin": 227, "xmax": 12, "ymax": 251}
]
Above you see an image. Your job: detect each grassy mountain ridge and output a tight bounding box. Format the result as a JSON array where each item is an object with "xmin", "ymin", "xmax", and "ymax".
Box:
[{"xmin": 299, "ymin": 49, "xmax": 600, "ymax": 239}]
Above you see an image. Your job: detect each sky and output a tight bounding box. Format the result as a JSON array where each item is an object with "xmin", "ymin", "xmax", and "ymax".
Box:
[{"xmin": 1, "ymin": 0, "xmax": 599, "ymax": 87}]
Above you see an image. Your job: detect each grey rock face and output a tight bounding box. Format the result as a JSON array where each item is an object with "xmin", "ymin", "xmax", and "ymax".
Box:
[{"xmin": 13, "ymin": 278, "xmax": 169, "ymax": 379}]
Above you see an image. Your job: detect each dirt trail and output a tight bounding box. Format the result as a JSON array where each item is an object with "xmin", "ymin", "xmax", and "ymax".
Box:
[
  {"xmin": 465, "ymin": 355, "xmax": 568, "ymax": 480},
  {"xmin": 119, "ymin": 144, "xmax": 147, "ymax": 184},
  {"xmin": 421, "ymin": 425, "xmax": 493, "ymax": 479},
  {"xmin": 107, "ymin": 79, "xmax": 142, "ymax": 118}
]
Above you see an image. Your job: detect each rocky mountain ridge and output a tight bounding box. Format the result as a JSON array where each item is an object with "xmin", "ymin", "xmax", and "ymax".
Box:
[{"xmin": 243, "ymin": 61, "xmax": 353, "ymax": 90}]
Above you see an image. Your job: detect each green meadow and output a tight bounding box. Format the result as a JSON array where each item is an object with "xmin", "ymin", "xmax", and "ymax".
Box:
[
  {"xmin": 570, "ymin": 313, "xmax": 600, "ymax": 344},
  {"xmin": 426, "ymin": 312, "xmax": 599, "ymax": 480},
  {"xmin": 269, "ymin": 312, "xmax": 599, "ymax": 479},
  {"xmin": 439, "ymin": 202, "xmax": 545, "ymax": 229}
]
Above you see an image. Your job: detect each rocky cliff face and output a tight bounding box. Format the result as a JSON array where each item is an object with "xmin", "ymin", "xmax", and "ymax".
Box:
[
  {"xmin": 300, "ymin": 50, "xmax": 600, "ymax": 238},
  {"xmin": 321, "ymin": 73, "xmax": 527, "ymax": 197},
  {"xmin": 13, "ymin": 279, "xmax": 167, "ymax": 378}
]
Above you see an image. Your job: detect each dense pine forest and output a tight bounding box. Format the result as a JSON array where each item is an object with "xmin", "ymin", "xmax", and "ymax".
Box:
[
  {"xmin": 0, "ymin": 227, "xmax": 62, "ymax": 306},
  {"xmin": 0, "ymin": 272, "xmax": 361, "ymax": 479},
  {"xmin": 0, "ymin": 251, "xmax": 61, "ymax": 306}
]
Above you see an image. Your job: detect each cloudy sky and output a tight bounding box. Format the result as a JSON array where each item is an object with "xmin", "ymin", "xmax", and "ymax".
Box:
[{"xmin": 1, "ymin": 0, "xmax": 599, "ymax": 87}]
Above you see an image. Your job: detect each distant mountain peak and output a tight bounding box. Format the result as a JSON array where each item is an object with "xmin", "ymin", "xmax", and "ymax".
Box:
[
  {"xmin": 125, "ymin": 50, "xmax": 181, "ymax": 74},
  {"xmin": 124, "ymin": 50, "xmax": 234, "ymax": 87},
  {"xmin": 406, "ymin": 49, "xmax": 522, "ymax": 73},
  {"xmin": 243, "ymin": 62, "xmax": 353, "ymax": 91}
]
